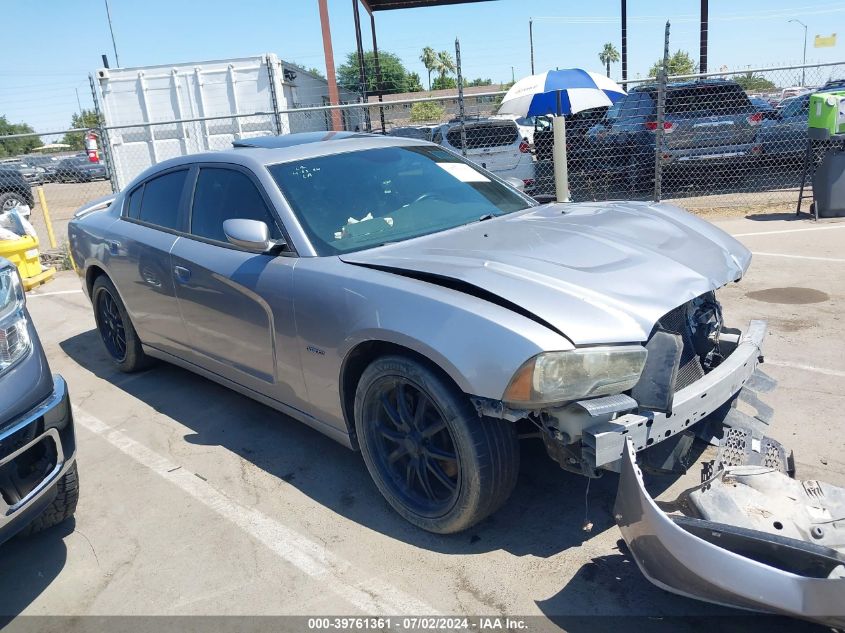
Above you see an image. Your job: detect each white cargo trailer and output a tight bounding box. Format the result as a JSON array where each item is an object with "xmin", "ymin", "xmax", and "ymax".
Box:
[{"xmin": 94, "ymin": 54, "xmax": 359, "ymax": 189}]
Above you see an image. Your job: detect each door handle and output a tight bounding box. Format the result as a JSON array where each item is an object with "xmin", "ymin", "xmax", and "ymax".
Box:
[
  {"xmin": 107, "ymin": 240, "xmax": 121, "ymax": 255},
  {"xmin": 173, "ymin": 265, "xmax": 191, "ymax": 283}
]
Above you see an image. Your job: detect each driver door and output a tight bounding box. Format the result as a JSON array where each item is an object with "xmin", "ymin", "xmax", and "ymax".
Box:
[{"xmin": 170, "ymin": 164, "xmax": 304, "ymax": 402}]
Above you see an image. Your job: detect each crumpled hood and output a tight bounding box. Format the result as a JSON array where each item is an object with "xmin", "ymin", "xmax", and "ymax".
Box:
[{"xmin": 340, "ymin": 201, "xmax": 751, "ymax": 345}]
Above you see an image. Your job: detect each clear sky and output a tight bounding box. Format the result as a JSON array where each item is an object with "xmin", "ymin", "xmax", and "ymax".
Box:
[{"xmin": 2, "ymin": 0, "xmax": 844, "ymax": 132}]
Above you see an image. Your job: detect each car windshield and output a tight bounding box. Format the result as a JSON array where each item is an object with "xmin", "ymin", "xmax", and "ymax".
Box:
[{"xmin": 268, "ymin": 145, "xmax": 533, "ymax": 255}]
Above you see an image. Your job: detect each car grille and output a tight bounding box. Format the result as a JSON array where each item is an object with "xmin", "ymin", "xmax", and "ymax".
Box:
[{"xmin": 655, "ymin": 302, "xmax": 706, "ymax": 391}]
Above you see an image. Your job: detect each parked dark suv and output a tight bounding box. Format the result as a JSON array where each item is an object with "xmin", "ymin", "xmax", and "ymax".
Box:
[
  {"xmin": 0, "ymin": 258, "xmax": 78, "ymax": 545},
  {"xmin": 0, "ymin": 166, "xmax": 35, "ymax": 212},
  {"xmin": 587, "ymin": 79, "xmax": 763, "ymax": 190}
]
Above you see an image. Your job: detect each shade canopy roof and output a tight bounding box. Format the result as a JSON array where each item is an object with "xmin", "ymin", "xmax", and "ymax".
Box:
[{"xmin": 361, "ymin": 0, "xmax": 494, "ymax": 11}]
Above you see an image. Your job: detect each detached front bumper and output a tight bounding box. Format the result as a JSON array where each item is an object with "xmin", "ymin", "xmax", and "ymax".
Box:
[
  {"xmin": 0, "ymin": 375, "xmax": 75, "ymax": 545},
  {"xmin": 582, "ymin": 320, "xmax": 767, "ymax": 471},
  {"xmin": 615, "ymin": 440, "xmax": 845, "ymax": 627}
]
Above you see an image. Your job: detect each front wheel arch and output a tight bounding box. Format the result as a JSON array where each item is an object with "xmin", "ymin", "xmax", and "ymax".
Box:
[{"xmin": 340, "ymin": 340, "xmax": 469, "ymax": 448}]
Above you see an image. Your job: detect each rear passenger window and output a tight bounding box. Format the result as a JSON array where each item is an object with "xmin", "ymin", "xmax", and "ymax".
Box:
[
  {"xmin": 665, "ymin": 85, "xmax": 752, "ymax": 116},
  {"xmin": 126, "ymin": 185, "xmax": 143, "ymax": 219},
  {"xmin": 190, "ymin": 168, "xmax": 281, "ymax": 243},
  {"xmin": 447, "ymin": 124, "xmax": 518, "ymax": 149},
  {"xmin": 618, "ymin": 92, "xmax": 654, "ymax": 119},
  {"xmin": 137, "ymin": 170, "xmax": 188, "ymax": 230}
]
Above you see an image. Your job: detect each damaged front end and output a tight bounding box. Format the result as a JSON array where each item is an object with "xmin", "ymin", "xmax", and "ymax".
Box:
[
  {"xmin": 615, "ymin": 439, "xmax": 845, "ymax": 627},
  {"xmin": 507, "ymin": 292, "xmax": 771, "ymax": 478}
]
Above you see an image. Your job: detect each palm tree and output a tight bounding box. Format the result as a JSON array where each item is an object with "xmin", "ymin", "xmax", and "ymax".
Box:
[
  {"xmin": 420, "ymin": 47, "xmax": 437, "ymax": 90},
  {"xmin": 436, "ymin": 50, "xmax": 456, "ymax": 81},
  {"xmin": 598, "ymin": 42, "xmax": 620, "ymax": 78}
]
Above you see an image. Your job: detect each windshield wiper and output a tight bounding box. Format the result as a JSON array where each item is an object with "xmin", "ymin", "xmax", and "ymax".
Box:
[{"xmin": 477, "ymin": 213, "xmax": 495, "ymax": 222}]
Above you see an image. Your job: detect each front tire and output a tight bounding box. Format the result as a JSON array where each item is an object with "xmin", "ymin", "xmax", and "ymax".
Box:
[
  {"xmin": 92, "ymin": 275, "xmax": 152, "ymax": 372},
  {"xmin": 354, "ymin": 355, "xmax": 519, "ymax": 533},
  {"xmin": 19, "ymin": 463, "xmax": 79, "ymax": 537}
]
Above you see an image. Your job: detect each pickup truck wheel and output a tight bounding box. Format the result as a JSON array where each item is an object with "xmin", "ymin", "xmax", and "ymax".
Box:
[
  {"xmin": 355, "ymin": 355, "xmax": 519, "ymax": 534},
  {"xmin": 92, "ymin": 275, "xmax": 152, "ymax": 372},
  {"xmin": 19, "ymin": 463, "xmax": 79, "ymax": 537}
]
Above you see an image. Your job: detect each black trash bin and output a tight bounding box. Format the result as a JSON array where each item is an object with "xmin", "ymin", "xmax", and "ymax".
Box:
[{"xmin": 813, "ymin": 146, "xmax": 845, "ymax": 218}]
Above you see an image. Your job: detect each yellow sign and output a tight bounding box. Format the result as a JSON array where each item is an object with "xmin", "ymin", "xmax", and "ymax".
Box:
[{"xmin": 815, "ymin": 33, "xmax": 837, "ymax": 48}]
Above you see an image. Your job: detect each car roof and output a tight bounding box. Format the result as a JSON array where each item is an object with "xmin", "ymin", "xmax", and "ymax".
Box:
[
  {"xmin": 631, "ymin": 78, "xmax": 743, "ymax": 93},
  {"xmin": 231, "ymin": 130, "xmax": 377, "ymax": 149},
  {"xmin": 122, "ymin": 132, "xmax": 434, "ymax": 189}
]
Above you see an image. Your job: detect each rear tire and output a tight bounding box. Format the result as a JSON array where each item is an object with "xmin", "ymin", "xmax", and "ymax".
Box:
[
  {"xmin": 19, "ymin": 463, "xmax": 79, "ymax": 537},
  {"xmin": 92, "ymin": 275, "xmax": 153, "ymax": 372},
  {"xmin": 354, "ymin": 355, "xmax": 519, "ymax": 533}
]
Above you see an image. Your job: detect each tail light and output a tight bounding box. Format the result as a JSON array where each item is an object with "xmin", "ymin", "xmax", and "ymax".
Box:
[
  {"xmin": 747, "ymin": 112, "xmax": 763, "ymax": 126},
  {"xmin": 519, "ymin": 140, "xmax": 531, "ymax": 153},
  {"xmin": 522, "ymin": 178, "xmax": 535, "ymax": 187},
  {"xmin": 644, "ymin": 121, "xmax": 674, "ymax": 133}
]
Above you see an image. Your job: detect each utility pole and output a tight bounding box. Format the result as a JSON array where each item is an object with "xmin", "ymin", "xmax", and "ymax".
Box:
[
  {"xmin": 700, "ymin": 0, "xmax": 708, "ymax": 73},
  {"xmin": 511, "ymin": 66, "xmax": 515, "ymax": 83},
  {"xmin": 103, "ymin": 0, "xmax": 120, "ymax": 67},
  {"xmin": 75, "ymin": 88, "xmax": 83, "ymax": 114},
  {"xmin": 789, "ymin": 19, "xmax": 808, "ymax": 86},
  {"xmin": 529, "ymin": 18, "xmax": 535, "ymax": 75}
]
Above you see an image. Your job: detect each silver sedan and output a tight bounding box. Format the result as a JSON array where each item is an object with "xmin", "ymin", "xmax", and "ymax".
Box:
[{"xmin": 68, "ymin": 132, "xmax": 763, "ymax": 533}]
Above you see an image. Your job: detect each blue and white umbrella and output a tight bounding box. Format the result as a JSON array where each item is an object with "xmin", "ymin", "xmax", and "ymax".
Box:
[{"xmin": 498, "ymin": 69, "xmax": 627, "ymax": 202}]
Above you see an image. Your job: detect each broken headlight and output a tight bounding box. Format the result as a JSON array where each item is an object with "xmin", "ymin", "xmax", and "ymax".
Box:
[
  {"xmin": 503, "ymin": 346, "xmax": 648, "ymax": 406},
  {"xmin": 0, "ymin": 260, "xmax": 31, "ymax": 375}
]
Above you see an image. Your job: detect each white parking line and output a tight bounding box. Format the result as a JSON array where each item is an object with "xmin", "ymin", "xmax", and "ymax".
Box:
[
  {"xmin": 766, "ymin": 360, "xmax": 845, "ymax": 378},
  {"xmin": 732, "ymin": 224, "xmax": 845, "ymax": 238},
  {"xmin": 27, "ymin": 289, "xmax": 83, "ymax": 297},
  {"xmin": 75, "ymin": 408, "xmax": 438, "ymax": 615},
  {"xmin": 751, "ymin": 251, "xmax": 845, "ymax": 263}
]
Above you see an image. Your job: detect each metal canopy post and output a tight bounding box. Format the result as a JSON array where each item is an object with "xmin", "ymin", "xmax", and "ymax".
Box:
[
  {"xmin": 352, "ymin": 0, "xmax": 371, "ymax": 132},
  {"xmin": 369, "ymin": 11, "xmax": 386, "ymax": 133},
  {"xmin": 621, "ymin": 0, "xmax": 627, "ymax": 88},
  {"xmin": 700, "ymin": 0, "xmax": 708, "ymax": 73},
  {"xmin": 455, "ymin": 38, "xmax": 467, "ymax": 156}
]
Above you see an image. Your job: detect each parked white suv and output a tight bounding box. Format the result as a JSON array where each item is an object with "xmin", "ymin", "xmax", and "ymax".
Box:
[{"xmin": 432, "ymin": 119, "xmax": 536, "ymax": 186}]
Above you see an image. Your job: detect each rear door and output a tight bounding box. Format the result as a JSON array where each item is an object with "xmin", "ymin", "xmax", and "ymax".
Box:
[
  {"xmin": 664, "ymin": 83, "xmax": 756, "ymax": 150},
  {"xmin": 446, "ymin": 122, "xmax": 523, "ymax": 171},
  {"xmin": 170, "ymin": 164, "xmax": 303, "ymax": 401},
  {"xmin": 107, "ymin": 168, "xmax": 192, "ymax": 357}
]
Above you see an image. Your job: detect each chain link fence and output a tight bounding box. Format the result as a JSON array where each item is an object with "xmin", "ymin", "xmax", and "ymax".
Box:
[
  {"xmin": 528, "ymin": 61, "xmax": 845, "ymax": 214},
  {"xmin": 1, "ymin": 59, "xmax": 842, "ymax": 254},
  {"xmin": 0, "ymin": 131, "xmax": 112, "ymax": 253}
]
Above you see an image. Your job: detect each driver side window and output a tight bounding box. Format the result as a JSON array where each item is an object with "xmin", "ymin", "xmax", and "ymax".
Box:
[{"xmin": 189, "ymin": 167, "xmax": 282, "ymax": 243}]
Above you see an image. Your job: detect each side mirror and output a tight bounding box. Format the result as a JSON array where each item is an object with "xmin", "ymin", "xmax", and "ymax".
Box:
[
  {"xmin": 504, "ymin": 176, "xmax": 525, "ymax": 191},
  {"xmin": 223, "ymin": 218, "xmax": 272, "ymax": 253}
]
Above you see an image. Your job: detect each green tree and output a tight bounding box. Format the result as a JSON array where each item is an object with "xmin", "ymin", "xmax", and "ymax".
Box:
[
  {"xmin": 61, "ymin": 109, "xmax": 102, "ymax": 151},
  {"xmin": 649, "ymin": 50, "xmax": 696, "ymax": 78},
  {"xmin": 598, "ymin": 43, "xmax": 620, "ymax": 78},
  {"xmin": 410, "ymin": 101, "xmax": 444, "ymax": 122},
  {"xmin": 0, "ymin": 116, "xmax": 42, "ymax": 157},
  {"xmin": 406, "ymin": 71, "xmax": 423, "ymax": 92},
  {"xmin": 337, "ymin": 50, "xmax": 413, "ymax": 95},
  {"xmin": 733, "ymin": 72, "xmax": 777, "ymax": 93},
  {"xmin": 420, "ymin": 46, "xmax": 438, "ymax": 90},
  {"xmin": 432, "ymin": 76, "xmax": 457, "ymax": 90},
  {"xmin": 464, "ymin": 78, "xmax": 493, "ymax": 87},
  {"xmin": 435, "ymin": 50, "xmax": 456, "ymax": 83},
  {"xmin": 288, "ymin": 62, "xmax": 326, "ymax": 79}
]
